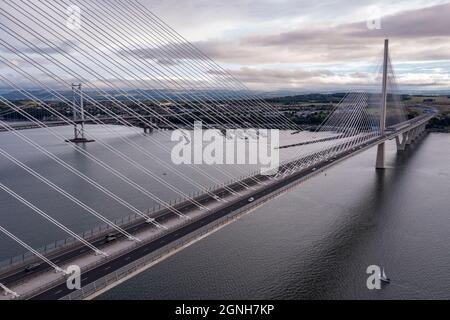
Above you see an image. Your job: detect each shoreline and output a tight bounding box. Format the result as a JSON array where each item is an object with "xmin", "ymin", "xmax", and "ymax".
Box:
[{"xmin": 427, "ymin": 128, "xmax": 450, "ymax": 133}]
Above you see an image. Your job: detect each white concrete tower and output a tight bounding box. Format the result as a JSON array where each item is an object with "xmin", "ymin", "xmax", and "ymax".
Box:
[{"xmin": 376, "ymin": 39, "xmax": 389, "ymax": 169}]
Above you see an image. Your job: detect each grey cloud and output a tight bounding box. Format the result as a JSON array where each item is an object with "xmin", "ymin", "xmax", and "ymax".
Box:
[
  {"xmin": 18, "ymin": 40, "xmax": 79, "ymax": 56},
  {"xmin": 121, "ymin": 40, "xmax": 255, "ymax": 65},
  {"xmin": 211, "ymin": 67, "xmax": 351, "ymax": 91},
  {"xmin": 346, "ymin": 3, "xmax": 450, "ymax": 39},
  {"xmin": 2, "ymin": 0, "xmax": 449, "ymax": 92},
  {"xmin": 226, "ymin": 67, "xmax": 335, "ymax": 83},
  {"xmin": 239, "ymin": 3, "xmax": 450, "ymax": 63},
  {"xmin": 126, "ymin": 2, "xmax": 450, "ymax": 67},
  {"xmin": 250, "ymin": 2, "xmax": 450, "ymax": 47}
]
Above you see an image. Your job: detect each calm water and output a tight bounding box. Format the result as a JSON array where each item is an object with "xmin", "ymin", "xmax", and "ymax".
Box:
[
  {"xmin": 0, "ymin": 125, "xmax": 322, "ymax": 258},
  {"xmin": 0, "ymin": 126, "xmax": 449, "ymax": 299},
  {"xmin": 99, "ymin": 133, "xmax": 450, "ymax": 300}
]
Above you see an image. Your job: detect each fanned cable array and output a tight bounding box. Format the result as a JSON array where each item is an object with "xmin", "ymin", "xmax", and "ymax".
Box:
[{"xmin": 0, "ymin": 0, "xmax": 409, "ymax": 288}]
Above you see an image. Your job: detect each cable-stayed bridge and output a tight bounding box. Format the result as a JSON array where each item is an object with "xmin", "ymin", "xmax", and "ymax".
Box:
[{"xmin": 0, "ymin": 1, "xmax": 435, "ymax": 300}]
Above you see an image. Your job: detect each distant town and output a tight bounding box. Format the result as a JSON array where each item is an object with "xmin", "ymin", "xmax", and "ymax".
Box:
[{"xmin": 1, "ymin": 92, "xmax": 449, "ymax": 131}]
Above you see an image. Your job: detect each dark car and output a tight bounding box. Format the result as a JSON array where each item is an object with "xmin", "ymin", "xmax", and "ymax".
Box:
[
  {"xmin": 105, "ymin": 234, "xmax": 118, "ymax": 243},
  {"xmin": 24, "ymin": 263, "xmax": 41, "ymax": 273}
]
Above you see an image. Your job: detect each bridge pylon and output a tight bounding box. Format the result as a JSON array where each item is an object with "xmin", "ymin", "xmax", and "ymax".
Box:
[
  {"xmin": 66, "ymin": 83, "xmax": 94, "ymax": 143},
  {"xmin": 376, "ymin": 39, "xmax": 389, "ymax": 170}
]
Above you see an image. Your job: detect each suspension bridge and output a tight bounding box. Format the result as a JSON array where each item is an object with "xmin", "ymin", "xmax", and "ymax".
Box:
[{"xmin": 0, "ymin": 0, "xmax": 435, "ymax": 300}]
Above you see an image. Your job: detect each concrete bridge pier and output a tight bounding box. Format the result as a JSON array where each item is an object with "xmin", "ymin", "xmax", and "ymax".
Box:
[
  {"xmin": 418, "ymin": 124, "xmax": 427, "ymax": 138},
  {"xmin": 414, "ymin": 124, "xmax": 426, "ymax": 141},
  {"xmin": 376, "ymin": 143, "xmax": 386, "ymax": 169},
  {"xmin": 143, "ymin": 126, "xmax": 153, "ymax": 134},
  {"xmin": 395, "ymin": 132, "xmax": 408, "ymax": 151},
  {"xmin": 408, "ymin": 127, "xmax": 421, "ymax": 145},
  {"xmin": 137, "ymin": 117, "xmax": 155, "ymax": 134},
  {"xmin": 412, "ymin": 128, "xmax": 420, "ymax": 143},
  {"xmin": 398, "ymin": 124, "xmax": 427, "ymax": 151}
]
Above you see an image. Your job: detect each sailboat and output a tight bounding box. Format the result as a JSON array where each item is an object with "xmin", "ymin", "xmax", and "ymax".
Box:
[{"xmin": 380, "ymin": 268, "xmax": 391, "ymax": 284}]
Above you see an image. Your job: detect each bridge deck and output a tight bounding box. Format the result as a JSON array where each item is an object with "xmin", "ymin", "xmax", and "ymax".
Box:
[
  {"xmin": 0, "ymin": 113, "xmax": 433, "ymax": 300},
  {"xmin": 1, "ymin": 183, "xmax": 259, "ymax": 300}
]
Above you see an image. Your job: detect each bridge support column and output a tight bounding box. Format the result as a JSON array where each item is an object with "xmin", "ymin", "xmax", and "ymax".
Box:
[
  {"xmin": 66, "ymin": 84, "xmax": 94, "ymax": 143},
  {"xmin": 413, "ymin": 128, "xmax": 420, "ymax": 142},
  {"xmin": 143, "ymin": 126, "xmax": 153, "ymax": 134},
  {"xmin": 414, "ymin": 124, "xmax": 426, "ymax": 142},
  {"xmin": 405, "ymin": 129, "xmax": 414, "ymax": 146},
  {"xmin": 415, "ymin": 128, "xmax": 420, "ymax": 142},
  {"xmin": 376, "ymin": 143, "xmax": 385, "ymax": 169},
  {"xmin": 376, "ymin": 39, "xmax": 389, "ymax": 170},
  {"xmin": 395, "ymin": 132, "xmax": 408, "ymax": 151},
  {"xmin": 418, "ymin": 124, "xmax": 426, "ymax": 137},
  {"xmin": 415, "ymin": 128, "xmax": 420, "ymax": 140},
  {"xmin": 410, "ymin": 127, "xmax": 420, "ymax": 144}
]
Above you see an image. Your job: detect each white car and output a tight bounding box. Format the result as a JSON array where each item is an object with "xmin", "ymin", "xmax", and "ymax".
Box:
[{"xmin": 248, "ymin": 197, "xmax": 255, "ymax": 203}]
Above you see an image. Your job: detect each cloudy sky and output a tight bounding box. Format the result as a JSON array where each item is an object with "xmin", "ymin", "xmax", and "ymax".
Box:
[
  {"xmin": 0, "ymin": 0, "xmax": 449, "ymax": 94},
  {"xmin": 140, "ymin": 0, "xmax": 450, "ymax": 92}
]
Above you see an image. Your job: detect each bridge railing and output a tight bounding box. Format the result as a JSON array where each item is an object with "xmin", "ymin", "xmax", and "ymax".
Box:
[
  {"xmin": 0, "ymin": 213, "xmax": 143, "ymax": 276},
  {"xmin": 18, "ymin": 186, "xmax": 260, "ymax": 300},
  {"xmin": 9, "ymin": 115, "xmax": 434, "ymax": 299},
  {"xmin": 59, "ymin": 191, "xmax": 273, "ymax": 300},
  {"xmin": 0, "ymin": 127, "xmax": 382, "ymax": 277},
  {"xmin": 58, "ymin": 154, "xmax": 333, "ymax": 301},
  {"xmin": 2, "ymin": 114, "xmax": 431, "ymax": 277},
  {"xmin": 7, "ymin": 144, "xmax": 333, "ymax": 299},
  {"xmin": 0, "ymin": 168, "xmax": 262, "ymax": 278},
  {"xmin": 59, "ymin": 161, "xmax": 335, "ymax": 301}
]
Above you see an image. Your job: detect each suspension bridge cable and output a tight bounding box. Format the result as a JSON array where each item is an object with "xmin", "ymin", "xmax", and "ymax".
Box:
[
  {"xmin": 0, "ymin": 225, "xmax": 67, "ymax": 274},
  {"xmin": 0, "ymin": 6, "xmax": 259, "ymax": 190},
  {"xmin": 0, "ymin": 146, "xmax": 140, "ymax": 241},
  {"xmin": 0, "ymin": 182, "xmax": 108, "ymax": 256},
  {"xmin": 0, "ymin": 109, "xmax": 167, "ymax": 229},
  {"xmin": 127, "ymin": 0, "xmax": 302, "ymax": 130}
]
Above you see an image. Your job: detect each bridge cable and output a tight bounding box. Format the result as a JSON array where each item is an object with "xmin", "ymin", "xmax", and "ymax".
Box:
[{"xmin": 0, "ymin": 182, "xmax": 108, "ymax": 256}]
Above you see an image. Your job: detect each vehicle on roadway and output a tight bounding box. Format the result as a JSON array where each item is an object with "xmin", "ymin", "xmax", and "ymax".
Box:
[
  {"xmin": 24, "ymin": 263, "xmax": 41, "ymax": 273},
  {"xmin": 105, "ymin": 234, "xmax": 118, "ymax": 243},
  {"xmin": 248, "ymin": 197, "xmax": 255, "ymax": 203}
]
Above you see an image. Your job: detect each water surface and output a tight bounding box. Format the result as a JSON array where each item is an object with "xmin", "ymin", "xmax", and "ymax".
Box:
[{"xmin": 98, "ymin": 133, "xmax": 450, "ymax": 299}]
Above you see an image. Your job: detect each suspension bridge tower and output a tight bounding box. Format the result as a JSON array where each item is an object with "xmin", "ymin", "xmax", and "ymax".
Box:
[
  {"xmin": 66, "ymin": 83, "xmax": 94, "ymax": 143},
  {"xmin": 376, "ymin": 39, "xmax": 389, "ymax": 169}
]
